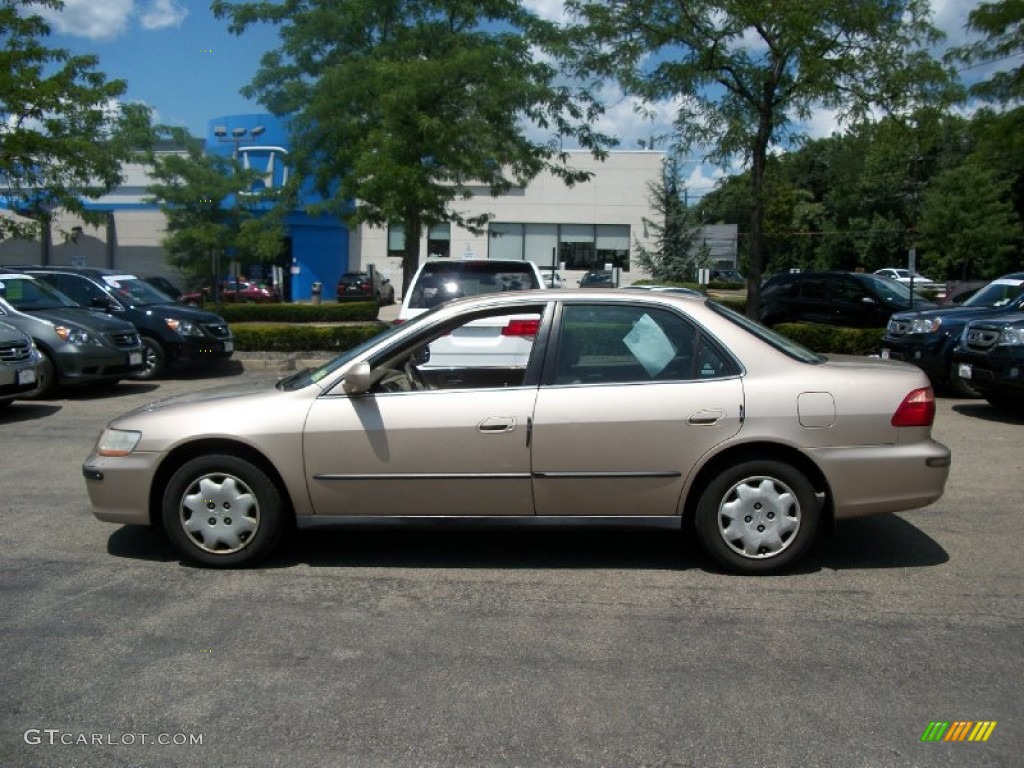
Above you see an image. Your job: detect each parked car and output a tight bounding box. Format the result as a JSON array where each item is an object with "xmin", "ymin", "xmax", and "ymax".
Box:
[
  {"xmin": 710, "ymin": 268, "xmax": 745, "ymax": 283},
  {"xmin": 881, "ymin": 272, "xmax": 1024, "ymax": 396},
  {"xmin": 542, "ymin": 270, "xmax": 565, "ymax": 289},
  {"xmin": 84, "ymin": 289, "xmax": 950, "ymax": 574},
  {"xmin": 335, "ymin": 271, "xmax": 395, "ymax": 305},
  {"xmin": 939, "ymin": 280, "xmax": 987, "ymax": 306},
  {"xmin": 578, "ymin": 270, "xmax": 615, "ymax": 287},
  {"xmin": 873, "ymin": 268, "xmax": 940, "ymax": 287},
  {"xmin": 25, "ymin": 267, "xmax": 234, "ymax": 380},
  {"xmin": 0, "ymin": 271, "xmax": 144, "ymax": 395},
  {"xmin": 180, "ymin": 280, "xmax": 281, "ymax": 305},
  {"xmin": 953, "ymin": 312, "xmax": 1024, "ymax": 412},
  {"xmin": 0, "ymin": 320, "xmax": 44, "ymax": 408},
  {"xmin": 760, "ymin": 271, "xmax": 937, "ymax": 328}
]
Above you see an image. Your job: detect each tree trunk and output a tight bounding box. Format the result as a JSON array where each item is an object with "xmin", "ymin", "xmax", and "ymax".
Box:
[
  {"xmin": 746, "ymin": 113, "xmax": 773, "ymax": 321},
  {"xmin": 401, "ymin": 214, "xmax": 423, "ymax": 301}
]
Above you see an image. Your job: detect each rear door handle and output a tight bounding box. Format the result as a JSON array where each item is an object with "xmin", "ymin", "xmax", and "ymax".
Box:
[
  {"xmin": 688, "ymin": 409, "xmax": 725, "ymax": 426},
  {"xmin": 478, "ymin": 416, "xmax": 516, "ymax": 433}
]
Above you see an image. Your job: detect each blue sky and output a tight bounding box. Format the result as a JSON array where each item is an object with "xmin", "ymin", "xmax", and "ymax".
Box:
[{"xmin": 35, "ymin": 0, "xmax": 990, "ymax": 197}]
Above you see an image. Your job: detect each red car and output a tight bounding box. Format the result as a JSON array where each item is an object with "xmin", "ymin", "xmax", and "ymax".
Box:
[{"xmin": 181, "ymin": 280, "xmax": 281, "ymax": 305}]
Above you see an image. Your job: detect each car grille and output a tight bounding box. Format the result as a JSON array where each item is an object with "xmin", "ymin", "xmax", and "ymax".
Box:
[
  {"xmin": 0, "ymin": 337, "xmax": 32, "ymax": 362},
  {"xmin": 963, "ymin": 325, "xmax": 1001, "ymax": 352},
  {"xmin": 886, "ymin": 318, "xmax": 909, "ymax": 337},
  {"xmin": 107, "ymin": 331, "xmax": 142, "ymax": 350},
  {"xmin": 203, "ymin": 323, "xmax": 231, "ymax": 339}
]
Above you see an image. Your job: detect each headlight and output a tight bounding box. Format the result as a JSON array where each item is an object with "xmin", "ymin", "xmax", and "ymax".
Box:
[
  {"xmin": 95, "ymin": 429, "xmax": 142, "ymax": 457},
  {"xmin": 908, "ymin": 318, "xmax": 942, "ymax": 334},
  {"xmin": 998, "ymin": 326, "xmax": 1024, "ymax": 346},
  {"xmin": 54, "ymin": 325, "xmax": 101, "ymax": 346},
  {"xmin": 165, "ymin": 317, "xmax": 204, "ymax": 337}
]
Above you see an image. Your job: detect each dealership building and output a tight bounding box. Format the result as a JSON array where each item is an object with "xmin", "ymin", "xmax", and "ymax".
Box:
[{"xmin": 0, "ymin": 113, "xmax": 737, "ymax": 299}]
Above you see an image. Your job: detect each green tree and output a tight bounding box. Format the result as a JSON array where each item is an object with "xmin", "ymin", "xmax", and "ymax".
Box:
[
  {"xmin": 212, "ymin": 0, "xmax": 611, "ymax": 291},
  {"xmin": 145, "ymin": 128, "xmax": 284, "ymax": 295},
  {"xmin": 0, "ymin": 0, "xmax": 147, "ymax": 251},
  {"xmin": 951, "ymin": 0, "xmax": 1024, "ymax": 104},
  {"xmin": 564, "ymin": 0, "xmax": 955, "ymax": 317},
  {"xmin": 633, "ymin": 155, "xmax": 705, "ymax": 281}
]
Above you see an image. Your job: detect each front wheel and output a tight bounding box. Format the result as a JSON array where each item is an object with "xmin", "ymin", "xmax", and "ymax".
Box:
[
  {"xmin": 134, "ymin": 337, "xmax": 166, "ymax": 380},
  {"xmin": 695, "ymin": 460, "xmax": 819, "ymax": 575},
  {"xmin": 162, "ymin": 454, "xmax": 287, "ymax": 567},
  {"xmin": 946, "ymin": 362, "xmax": 981, "ymax": 398}
]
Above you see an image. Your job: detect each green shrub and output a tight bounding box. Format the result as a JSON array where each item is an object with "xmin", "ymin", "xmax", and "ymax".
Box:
[
  {"xmin": 231, "ymin": 322, "xmax": 388, "ymax": 353},
  {"xmin": 203, "ymin": 302, "xmax": 379, "ymax": 323},
  {"xmin": 776, "ymin": 323, "xmax": 885, "ymax": 356}
]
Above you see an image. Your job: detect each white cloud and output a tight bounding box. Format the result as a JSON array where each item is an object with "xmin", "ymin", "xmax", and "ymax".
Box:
[
  {"xmin": 522, "ymin": 0, "xmax": 572, "ymax": 25},
  {"xmin": 32, "ymin": 0, "xmax": 187, "ymax": 41},
  {"xmin": 36, "ymin": 0, "xmax": 134, "ymax": 42},
  {"xmin": 140, "ymin": 0, "xmax": 188, "ymax": 31}
]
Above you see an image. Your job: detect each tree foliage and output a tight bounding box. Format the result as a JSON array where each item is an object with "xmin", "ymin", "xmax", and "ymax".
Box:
[
  {"xmin": 0, "ymin": 0, "xmax": 146, "ymax": 241},
  {"xmin": 145, "ymin": 127, "xmax": 284, "ymax": 289},
  {"xmin": 633, "ymin": 155, "xmax": 705, "ymax": 282},
  {"xmin": 211, "ymin": 0, "xmax": 612, "ymax": 289},
  {"xmin": 564, "ymin": 0, "xmax": 955, "ymax": 316},
  {"xmin": 950, "ymin": 0, "xmax": 1024, "ymax": 104}
]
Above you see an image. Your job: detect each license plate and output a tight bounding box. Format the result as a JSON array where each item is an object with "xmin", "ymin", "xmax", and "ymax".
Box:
[
  {"xmin": 224, "ymin": 340, "xmax": 234, "ymax": 353},
  {"xmin": 880, "ymin": 348, "xmax": 890, "ymax": 360},
  {"xmin": 17, "ymin": 368, "xmax": 36, "ymax": 385},
  {"xmin": 958, "ymin": 362, "xmax": 972, "ymax": 380},
  {"xmin": 129, "ymin": 352, "xmax": 143, "ymax": 366}
]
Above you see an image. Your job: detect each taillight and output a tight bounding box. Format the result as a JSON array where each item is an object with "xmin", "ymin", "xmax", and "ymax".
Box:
[
  {"xmin": 502, "ymin": 319, "xmax": 540, "ymax": 337},
  {"xmin": 891, "ymin": 387, "xmax": 935, "ymax": 427},
  {"xmin": 392, "ymin": 318, "xmax": 407, "ymax": 326}
]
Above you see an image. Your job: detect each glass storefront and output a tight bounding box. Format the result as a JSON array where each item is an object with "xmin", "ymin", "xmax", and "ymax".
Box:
[{"xmin": 486, "ymin": 223, "xmax": 630, "ymax": 271}]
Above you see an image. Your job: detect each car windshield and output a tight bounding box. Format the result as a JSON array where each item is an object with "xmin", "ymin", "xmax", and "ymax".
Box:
[
  {"xmin": 102, "ymin": 275, "xmax": 175, "ymax": 307},
  {"xmin": 962, "ymin": 279, "xmax": 1024, "ymax": 309},
  {"xmin": 709, "ymin": 301, "xmax": 824, "ymax": 364},
  {"xmin": 0, "ymin": 275, "xmax": 79, "ymax": 310},
  {"xmin": 865, "ymin": 275, "xmax": 930, "ymax": 303},
  {"xmin": 408, "ymin": 262, "xmax": 539, "ymax": 309},
  {"xmin": 276, "ymin": 321, "xmax": 411, "ymax": 391}
]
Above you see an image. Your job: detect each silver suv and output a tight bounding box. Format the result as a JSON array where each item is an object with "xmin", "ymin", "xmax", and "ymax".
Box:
[
  {"xmin": 0, "ymin": 320, "xmax": 44, "ymax": 408},
  {"xmin": 0, "ymin": 272, "xmax": 144, "ymax": 395}
]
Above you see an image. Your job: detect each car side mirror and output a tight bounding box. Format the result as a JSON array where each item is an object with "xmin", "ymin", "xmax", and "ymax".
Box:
[
  {"xmin": 91, "ymin": 296, "xmax": 116, "ymax": 312},
  {"xmin": 860, "ymin": 297, "xmax": 877, "ymax": 305},
  {"xmin": 341, "ymin": 361, "xmax": 371, "ymax": 394}
]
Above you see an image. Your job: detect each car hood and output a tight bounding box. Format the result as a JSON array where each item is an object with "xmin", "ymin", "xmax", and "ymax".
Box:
[
  {"xmin": 31, "ymin": 307, "xmax": 137, "ymax": 332},
  {"xmin": 131, "ymin": 302, "xmax": 228, "ymax": 324},
  {"xmin": 122, "ymin": 377, "xmax": 287, "ymax": 418},
  {"xmin": 889, "ymin": 305, "xmax": 1003, "ymax": 324}
]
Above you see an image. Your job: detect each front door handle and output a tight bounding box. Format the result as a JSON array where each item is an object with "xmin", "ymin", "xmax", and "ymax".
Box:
[
  {"xmin": 478, "ymin": 416, "xmax": 516, "ymax": 433},
  {"xmin": 688, "ymin": 409, "xmax": 725, "ymax": 426}
]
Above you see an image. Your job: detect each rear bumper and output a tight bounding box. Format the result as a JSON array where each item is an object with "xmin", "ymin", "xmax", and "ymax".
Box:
[{"xmin": 811, "ymin": 440, "xmax": 951, "ymax": 519}]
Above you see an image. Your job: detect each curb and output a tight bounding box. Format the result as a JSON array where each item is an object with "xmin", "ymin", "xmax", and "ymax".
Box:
[{"xmin": 232, "ymin": 353, "xmax": 333, "ymax": 373}]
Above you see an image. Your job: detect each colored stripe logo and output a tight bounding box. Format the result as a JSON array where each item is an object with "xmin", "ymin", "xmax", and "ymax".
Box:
[{"xmin": 921, "ymin": 721, "xmax": 997, "ymax": 742}]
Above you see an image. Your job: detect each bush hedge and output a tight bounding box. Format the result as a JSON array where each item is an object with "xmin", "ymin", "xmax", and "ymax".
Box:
[
  {"xmin": 232, "ymin": 322, "xmax": 388, "ymax": 353},
  {"xmin": 202, "ymin": 301, "xmax": 380, "ymax": 323},
  {"xmin": 774, "ymin": 323, "xmax": 886, "ymax": 356}
]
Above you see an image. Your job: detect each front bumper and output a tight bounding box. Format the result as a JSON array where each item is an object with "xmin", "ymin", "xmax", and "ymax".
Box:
[
  {"xmin": 954, "ymin": 348, "xmax": 1024, "ymax": 396},
  {"xmin": 83, "ymin": 450, "xmax": 164, "ymax": 526},
  {"xmin": 54, "ymin": 345, "xmax": 145, "ymax": 384},
  {"xmin": 879, "ymin": 335, "xmax": 951, "ymax": 380}
]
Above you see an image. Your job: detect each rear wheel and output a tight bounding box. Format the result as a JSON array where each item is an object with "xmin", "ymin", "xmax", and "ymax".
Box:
[
  {"xmin": 695, "ymin": 460, "xmax": 819, "ymax": 575},
  {"xmin": 162, "ymin": 454, "xmax": 286, "ymax": 567}
]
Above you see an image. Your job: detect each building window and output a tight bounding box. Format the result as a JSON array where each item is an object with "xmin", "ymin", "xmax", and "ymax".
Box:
[
  {"xmin": 488, "ymin": 222, "xmax": 631, "ymax": 271},
  {"xmin": 387, "ymin": 224, "xmax": 405, "ymax": 257},
  {"xmin": 488, "ymin": 222, "xmax": 523, "ymax": 260},
  {"xmin": 427, "ymin": 223, "xmax": 451, "ymax": 258},
  {"xmin": 596, "ymin": 224, "xmax": 630, "ymax": 271}
]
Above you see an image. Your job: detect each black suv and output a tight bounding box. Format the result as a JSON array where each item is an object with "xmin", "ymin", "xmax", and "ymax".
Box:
[
  {"xmin": 760, "ymin": 271, "xmax": 936, "ymax": 328},
  {"xmin": 881, "ymin": 273, "xmax": 1024, "ymax": 396},
  {"xmin": 953, "ymin": 312, "xmax": 1024, "ymax": 412},
  {"xmin": 25, "ymin": 267, "xmax": 234, "ymax": 379}
]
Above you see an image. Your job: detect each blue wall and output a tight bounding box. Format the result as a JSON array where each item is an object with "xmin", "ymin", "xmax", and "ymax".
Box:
[{"xmin": 206, "ymin": 114, "xmax": 349, "ymax": 302}]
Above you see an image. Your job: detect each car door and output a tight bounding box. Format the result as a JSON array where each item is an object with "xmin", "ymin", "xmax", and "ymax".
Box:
[
  {"xmin": 303, "ymin": 303, "xmax": 548, "ymax": 517},
  {"xmin": 531, "ymin": 302, "xmax": 744, "ymax": 517}
]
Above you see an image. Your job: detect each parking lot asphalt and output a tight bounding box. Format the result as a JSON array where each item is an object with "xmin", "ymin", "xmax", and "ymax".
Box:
[{"xmin": 1, "ymin": 371, "xmax": 1022, "ymax": 768}]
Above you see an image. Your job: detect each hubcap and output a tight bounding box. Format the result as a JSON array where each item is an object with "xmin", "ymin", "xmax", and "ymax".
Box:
[
  {"xmin": 717, "ymin": 475, "xmax": 801, "ymax": 559},
  {"xmin": 179, "ymin": 473, "xmax": 259, "ymax": 554}
]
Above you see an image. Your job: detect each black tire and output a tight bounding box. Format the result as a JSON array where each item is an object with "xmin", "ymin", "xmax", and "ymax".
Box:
[
  {"xmin": 983, "ymin": 392, "xmax": 1023, "ymax": 414},
  {"xmin": 695, "ymin": 460, "xmax": 819, "ymax": 575},
  {"xmin": 162, "ymin": 454, "xmax": 286, "ymax": 567},
  {"xmin": 134, "ymin": 337, "xmax": 167, "ymax": 380},
  {"xmin": 946, "ymin": 362, "xmax": 981, "ymax": 398}
]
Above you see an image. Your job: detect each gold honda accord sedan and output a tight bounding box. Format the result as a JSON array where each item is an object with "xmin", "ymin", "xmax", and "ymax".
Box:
[{"xmin": 83, "ymin": 290, "xmax": 951, "ymax": 574}]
